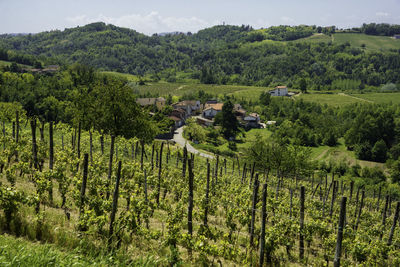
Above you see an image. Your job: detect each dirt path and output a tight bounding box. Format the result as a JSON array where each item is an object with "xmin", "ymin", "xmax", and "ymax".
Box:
[
  {"xmin": 338, "ymin": 93, "xmax": 374, "ymax": 103},
  {"xmin": 315, "ymin": 147, "xmax": 330, "ymax": 161}
]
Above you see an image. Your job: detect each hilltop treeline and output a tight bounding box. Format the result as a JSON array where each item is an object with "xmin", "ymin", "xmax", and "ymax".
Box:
[
  {"xmin": 1, "ymin": 22, "xmax": 400, "ymax": 89},
  {"xmin": 356, "ymin": 23, "xmax": 400, "ymax": 36}
]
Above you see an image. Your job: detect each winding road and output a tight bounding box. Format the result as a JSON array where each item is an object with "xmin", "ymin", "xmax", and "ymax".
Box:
[{"xmin": 171, "ymin": 126, "xmax": 214, "ymax": 159}]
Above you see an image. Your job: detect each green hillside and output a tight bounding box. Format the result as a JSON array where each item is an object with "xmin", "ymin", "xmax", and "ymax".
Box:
[
  {"xmin": 295, "ymin": 33, "xmax": 400, "ymax": 51},
  {"xmin": 333, "ymin": 33, "xmax": 400, "ymax": 51},
  {"xmin": 1, "ymin": 23, "xmax": 400, "ymax": 91}
]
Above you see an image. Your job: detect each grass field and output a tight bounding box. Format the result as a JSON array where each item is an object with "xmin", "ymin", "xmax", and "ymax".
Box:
[
  {"xmin": 136, "ymin": 82, "xmax": 273, "ymax": 99},
  {"xmin": 297, "ymin": 92, "xmax": 363, "ymax": 107},
  {"xmin": 101, "ymin": 71, "xmax": 141, "ymax": 82},
  {"xmin": 333, "ymin": 33, "xmax": 400, "ymax": 51},
  {"xmin": 310, "ymin": 138, "xmax": 385, "ymax": 170},
  {"xmin": 351, "ymin": 92, "xmax": 400, "ymax": 104},
  {"xmin": 0, "ymin": 60, "xmax": 33, "ymax": 69},
  {"xmin": 294, "ymin": 33, "xmax": 332, "ymax": 44},
  {"xmin": 294, "ymin": 33, "xmax": 400, "ymax": 51}
]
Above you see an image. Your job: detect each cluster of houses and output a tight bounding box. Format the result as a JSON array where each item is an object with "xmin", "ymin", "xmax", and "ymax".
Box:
[{"xmin": 136, "ymin": 86, "xmax": 289, "ymax": 135}]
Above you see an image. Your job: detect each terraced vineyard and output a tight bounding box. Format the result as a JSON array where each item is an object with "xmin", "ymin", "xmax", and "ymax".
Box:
[{"xmin": 1, "ymin": 113, "xmax": 400, "ymax": 266}]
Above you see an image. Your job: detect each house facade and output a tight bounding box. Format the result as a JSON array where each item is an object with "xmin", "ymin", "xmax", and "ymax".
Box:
[
  {"xmin": 202, "ymin": 103, "xmax": 224, "ymax": 119},
  {"xmin": 269, "ymin": 86, "xmax": 288, "ymax": 96},
  {"xmin": 172, "ymin": 100, "xmax": 201, "ymax": 116},
  {"xmin": 243, "ymin": 113, "xmax": 261, "ymax": 128}
]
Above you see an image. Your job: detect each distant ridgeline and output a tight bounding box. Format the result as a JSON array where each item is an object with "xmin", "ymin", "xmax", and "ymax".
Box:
[
  {"xmin": 1, "ymin": 22, "xmax": 400, "ymax": 90},
  {"xmin": 356, "ymin": 23, "xmax": 400, "ymax": 36}
]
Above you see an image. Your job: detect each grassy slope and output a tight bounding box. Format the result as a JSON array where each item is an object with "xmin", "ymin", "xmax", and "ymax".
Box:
[
  {"xmin": 351, "ymin": 92, "xmax": 400, "ymax": 104},
  {"xmin": 295, "ymin": 32, "xmax": 400, "ymax": 51},
  {"xmin": 297, "ymin": 92, "xmax": 363, "ymax": 107},
  {"xmin": 310, "ymin": 138, "xmax": 385, "ymax": 170},
  {"xmin": 0, "ymin": 60, "xmax": 33, "ymax": 69},
  {"xmin": 333, "ymin": 33, "xmax": 400, "ymax": 51},
  {"xmin": 294, "ymin": 33, "xmax": 331, "ymax": 44},
  {"xmin": 194, "ymin": 127, "xmax": 385, "ymax": 171},
  {"xmin": 136, "ymin": 82, "xmax": 274, "ymax": 99},
  {"xmin": 0, "ymin": 234, "xmax": 161, "ymax": 266}
]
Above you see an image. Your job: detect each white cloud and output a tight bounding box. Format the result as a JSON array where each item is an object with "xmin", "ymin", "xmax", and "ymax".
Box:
[
  {"xmin": 66, "ymin": 12, "xmax": 212, "ymax": 35},
  {"xmin": 253, "ymin": 18, "xmax": 271, "ymax": 29},
  {"xmin": 376, "ymin": 11, "xmax": 390, "ymax": 17},
  {"xmin": 280, "ymin": 16, "xmax": 295, "ymax": 24}
]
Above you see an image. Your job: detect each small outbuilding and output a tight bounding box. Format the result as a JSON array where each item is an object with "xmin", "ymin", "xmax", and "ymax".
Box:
[{"xmin": 269, "ymin": 86, "xmax": 288, "ymax": 96}]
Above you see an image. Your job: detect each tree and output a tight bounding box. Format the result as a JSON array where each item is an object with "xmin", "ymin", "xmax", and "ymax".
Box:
[
  {"xmin": 299, "ymin": 78, "xmax": 307, "ymax": 93},
  {"xmin": 372, "ymin": 139, "xmax": 388, "ymax": 163},
  {"xmin": 216, "ymin": 100, "xmax": 240, "ymax": 139},
  {"xmin": 260, "ymin": 91, "xmax": 271, "ymax": 106}
]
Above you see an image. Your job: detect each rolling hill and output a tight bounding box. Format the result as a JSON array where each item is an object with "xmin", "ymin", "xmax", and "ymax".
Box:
[{"xmin": 1, "ymin": 22, "xmax": 400, "ymax": 91}]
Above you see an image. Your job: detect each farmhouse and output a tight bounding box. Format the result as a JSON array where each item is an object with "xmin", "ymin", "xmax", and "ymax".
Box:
[
  {"xmin": 202, "ymin": 103, "xmax": 224, "ymax": 119},
  {"xmin": 172, "ymin": 100, "xmax": 201, "ymax": 116},
  {"xmin": 136, "ymin": 97, "xmax": 166, "ymax": 111},
  {"xmin": 170, "ymin": 108, "xmax": 187, "ymax": 120},
  {"xmin": 168, "ymin": 115, "xmax": 184, "ymax": 128},
  {"xmin": 269, "ymin": 86, "xmax": 288, "ymax": 96},
  {"xmin": 243, "ymin": 113, "xmax": 261, "ymax": 128}
]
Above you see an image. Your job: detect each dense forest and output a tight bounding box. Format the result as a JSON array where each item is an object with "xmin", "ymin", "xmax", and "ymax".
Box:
[{"xmin": 1, "ymin": 22, "xmax": 400, "ymax": 90}]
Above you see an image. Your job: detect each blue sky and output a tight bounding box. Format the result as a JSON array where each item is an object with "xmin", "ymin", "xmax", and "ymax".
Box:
[{"xmin": 1, "ymin": 0, "xmax": 400, "ymax": 35}]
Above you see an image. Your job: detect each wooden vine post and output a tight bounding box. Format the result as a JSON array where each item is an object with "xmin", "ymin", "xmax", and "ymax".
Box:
[
  {"xmin": 299, "ymin": 186, "xmax": 305, "ymax": 260},
  {"xmin": 387, "ymin": 201, "xmax": 400, "ymax": 246},
  {"xmin": 79, "ymin": 153, "xmax": 89, "ymax": 220},
  {"xmin": 140, "ymin": 140, "xmax": 144, "ymax": 170},
  {"xmin": 77, "ymin": 122, "xmax": 81, "ymax": 161},
  {"xmin": 30, "ymin": 118, "xmax": 39, "ymax": 170},
  {"xmin": 329, "ymin": 179, "xmax": 336, "ymax": 217},
  {"xmin": 151, "ymin": 143, "xmax": 155, "ymax": 171},
  {"xmin": 355, "ymin": 190, "xmax": 365, "ymax": 231},
  {"xmin": 380, "ymin": 195, "xmax": 389, "ymax": 240},
  {"xmin": 100, "ymin": 134, "xmax": 104, "ymax": 155},
  {"xmin": 108, "ymin": 161, "xmax": 122, "ymax": 247},
  {"xmin": 250, "ymin": 173, "xmax": 259, "ymax": 247},
  {"xmin": 333, "ymin": 196, "xmax": 347, "ymax": 267},
  {"xmin": 49, "ymin": 121, "xmax": 54, "ymax": 170},
  {"xmin": 188, "ymin": 158, "xmax": 194, "ymax": 236},
  {"xmin": 48, "ymin": 121, "xmax": 54, "ymax": 204},
  {"xmin": 203, "ymin": 162, "xmax": 210, "ymax": 227},
  {"xmin": 156, "ymin": 142, "xmax": 164, "ymax": 206},
  {"xmin": 182, "ymin": 145, "xmax": 187, "ymax": 177},
  {"xmin": 106, "ymin": 135, "xmax": 115, "ymax": 200},
  {"xmin": 259, "ymin": 183, "xmax": 268, "ymax": 267}
]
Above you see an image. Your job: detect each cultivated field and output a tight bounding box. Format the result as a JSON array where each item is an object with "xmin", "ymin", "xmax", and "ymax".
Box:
[
  {"xmin": 351, "ymin": 92, "xmax": 400, "ymax": 104},
  {"xmin": 294, "ymin": 33, "xmax": 400, "ymax": 51}
]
